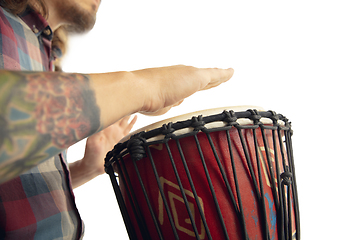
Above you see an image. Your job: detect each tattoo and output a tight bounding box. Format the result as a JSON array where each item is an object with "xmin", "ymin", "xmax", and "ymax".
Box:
[{"xmin": 0, "ymin": 71, "xmax": 100, "ymax": 183}]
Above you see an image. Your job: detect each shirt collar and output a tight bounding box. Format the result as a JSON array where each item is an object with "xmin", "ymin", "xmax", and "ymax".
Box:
[{"xmin": 19, "ymin": 7, "xmax": 53, "ymax": 41}]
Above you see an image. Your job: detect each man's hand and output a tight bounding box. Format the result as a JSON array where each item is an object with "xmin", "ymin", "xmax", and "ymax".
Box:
[
  {"xmin": 69, "ymin": 115, "xmax": 137, "ymax": 188},
  {"xmin": 134, "ymin": 65, "xmax": 234, "ymax": 115},
  {"xmin": 93, "ymin": 65, "xmax": 234, "ymax": 126}
]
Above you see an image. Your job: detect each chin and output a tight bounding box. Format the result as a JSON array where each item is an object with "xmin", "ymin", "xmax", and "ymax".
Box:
[
  {"xmin": 59, "ymin": 4, "xmax": 97, "ymax": 34},
  {"xmin": 65, "ymin": 15, "xmax": 96, "ymax": 34}
]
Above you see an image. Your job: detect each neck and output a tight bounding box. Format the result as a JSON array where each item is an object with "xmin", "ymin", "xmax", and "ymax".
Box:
[{"xmin": 29, "ymin": 0, "xmax": 62, "ymax": 30}]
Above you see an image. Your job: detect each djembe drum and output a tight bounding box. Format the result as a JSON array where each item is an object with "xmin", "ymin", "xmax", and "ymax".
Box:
[{"xmin": 105, "ymin": 107, "xmax": 300, "ymax": 240}]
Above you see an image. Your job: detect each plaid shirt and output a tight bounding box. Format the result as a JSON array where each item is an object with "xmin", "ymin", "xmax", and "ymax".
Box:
[{"xmin": 0, "ymin": 7, "xmax": 83, "ymax": 239}]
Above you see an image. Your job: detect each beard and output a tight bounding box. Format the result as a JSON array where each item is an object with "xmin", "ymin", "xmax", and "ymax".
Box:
[{"xmin": 58, "ymin": 2, "xmax": 97, "ymax": 33}]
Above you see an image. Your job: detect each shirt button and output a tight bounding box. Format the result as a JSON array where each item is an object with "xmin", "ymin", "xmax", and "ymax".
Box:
[
  {"xmin": 32, "ymin": 25, "xmax": 39, "ymax": 34},
  {"xmin": 43, "ymin": 28, "xmax": 51, "ymax": 36}
]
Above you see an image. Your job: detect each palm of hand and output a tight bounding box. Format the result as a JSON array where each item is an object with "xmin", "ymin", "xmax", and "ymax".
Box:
[{"xmin": 82, "ymin": 116, "xmax": 137, "ymax": 175}]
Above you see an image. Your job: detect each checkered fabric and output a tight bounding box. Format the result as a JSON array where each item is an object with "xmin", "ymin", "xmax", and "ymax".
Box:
[
  {"xmin": 0, "ymin": 7, "xmax": 54, "ymax": 71},
  {"xmin": 0, "ymin": 7, "xmax": 83, "ymax": 240}
]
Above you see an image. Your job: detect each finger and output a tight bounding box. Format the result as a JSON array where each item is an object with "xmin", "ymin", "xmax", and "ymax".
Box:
[
  {"xmin": 130, "ymin": 115, "xmax": 137, "ymax": 125},
  {"xmin": 140, "ymin": 100, "xmax": 184, "ymax": 116},
  {"xmin": 140, "ymin": 106, "xmax": 172, "ymax": 116},
  {"xmin": 118, "ymin": 115, "xmax": 131, "ymax": 126},
  {"xmin": 124, "ymin": 115, "xmax": 137, "ymax": 134},
  {"xmin": 174, "ymin": 99, "xmax": 184, "ymax": 107},
  {"xmin": 202, "ymin": 68, "xmax": 234, "ymax": 90},
  {"xmin": 118, "ymin": 116, "xmax": 136, "ymax": 134}
]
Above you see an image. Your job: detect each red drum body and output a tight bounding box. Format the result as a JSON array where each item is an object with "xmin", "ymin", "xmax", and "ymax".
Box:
[{"xmin": 105, "ymin": 107, "xmax": 300, "ymax": 240}]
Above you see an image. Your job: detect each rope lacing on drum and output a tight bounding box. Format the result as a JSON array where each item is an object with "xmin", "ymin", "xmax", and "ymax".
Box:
[
  {"xmin": 280, "ymin": 166, "xmax": 292, "ymax": 186},
  {"xmin": 104, "ymin": 141, "xmax": 126, "ymax": 173},
  {"xmin": 247, "ymin": 109, "xmax": 262, "ymax": 125},
  {"xmin": 191, "ymin": 115, "xmax": 205, "ymax": 131},
  {"xmin": 161, "ymin": 123, "xmax": 176, "ymax": 139},
  {"xmin": 223, "ymin": 110, "xmax": 238, "ymax": 127},
  {"xmin": 127, "ymin": 133, "xmax": 147, "ymax": 161},
  {"xmin": 104, "ymin": 150, "xmax": 115, "ymax": 174},
  {"xmin": 280, "ymin": 166, "xmax": 294, "ymax": 240},
  {"xmin": 268, "ymin": 110, "xmax": 279, "ymax": 127},
  {"xmin": 284, "ymin": 117, "xmax": 293, "ymax": 136}
]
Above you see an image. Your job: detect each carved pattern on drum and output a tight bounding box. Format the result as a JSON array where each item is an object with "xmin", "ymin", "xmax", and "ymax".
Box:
[{"xmin": 158, "ymin": 177, "xmax": 205, "ymax": 239}]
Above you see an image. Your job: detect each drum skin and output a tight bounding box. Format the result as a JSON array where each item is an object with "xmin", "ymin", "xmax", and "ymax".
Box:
[{"xmin": 118, "ymin": 126, "xmax": 297, "ymax": 240}]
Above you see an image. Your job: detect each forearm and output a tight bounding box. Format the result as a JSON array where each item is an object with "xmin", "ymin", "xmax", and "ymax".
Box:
[
  {"xmin": 0, "ymin": 70, "xmax": 138, "ymax": 183},
  {"xmin": 68, "ymin": 159, "xmax": 103, "ymax": 189},
  {"xmin": 90, "ymin": 71, "xmax": 145, "ymax": 127}
]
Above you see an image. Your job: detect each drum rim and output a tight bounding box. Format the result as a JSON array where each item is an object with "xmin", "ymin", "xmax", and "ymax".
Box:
[
  {"xmin": 119, "ymin": 105, "xmax": 291, "ymax": 144},
  {"xmin": 120, "ymin": 106, "xmax": 263, "ymax": 143},
  {"xmin": 106, "ymin": 106, "xmax": 292, "ymax": 172}
]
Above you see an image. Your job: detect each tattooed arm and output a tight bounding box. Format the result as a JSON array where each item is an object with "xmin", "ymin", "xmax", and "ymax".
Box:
[
  {"xmin": 0, "ymin": 66, "xmax": 233, "ymax": 183},
  {"xmin": 0, "ymin": 70, "xmax": 101, "ymax": 183}
]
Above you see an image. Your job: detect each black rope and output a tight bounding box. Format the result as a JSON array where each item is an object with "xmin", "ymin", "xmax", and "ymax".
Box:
[
  {"xmin": 281, "ymin": 167, "xmax": 293, "ymax": 239},
  {"xmin": 223, "ymin": 110, "xmax": 238, "ymax": 127},
  {"xmin": 226, "ymin": 129, "xmax": 249, "ymax": 240},
  {"xmin": 269, "ymin": 111, "xmax": 285, "ymax": 240},
  {"xmin": 191, "ymin": 115, "xmax": 206, "ymax": 132},
  {"xmin": 161, "ymin": 122, "xmax": 176, "ymax": 139},
  {"xmin": 146, "ymin": 143, "xmax": 180, "ymax": 240},
  {"xmin": 164, "ymin": 141, "xmax": 201, "ymax": 240},
  {"xmin": 107, "ymin": 164, "xmax": 138, "ymax": 239},
  {"xmin": 131, "ymin": 157, "xmax": 163, "ymax": 240},
  {"xmin": 175, "ymin": 139, "xmax": 213, "ymax": 240},
  {"xmin": 127, "ymin": 134, "xmax": 147, "ymax": 161},
  {"xmin": 195, "ymin": 134, "xmax": 230, "ymax": 240},
  {"xmin": 118, "ymin": 155, "xmax": 150, "ymax": 240}
]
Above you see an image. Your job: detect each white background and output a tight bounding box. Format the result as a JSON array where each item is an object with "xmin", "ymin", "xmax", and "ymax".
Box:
[{"xmin": 63, "ymin": 1, "xmax": 359, "ymax": 239}]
